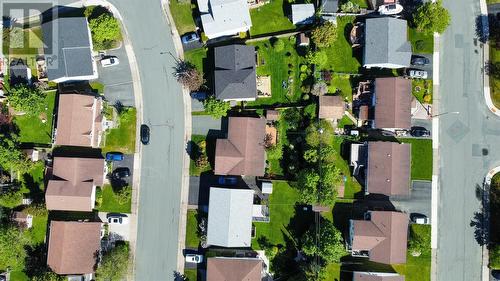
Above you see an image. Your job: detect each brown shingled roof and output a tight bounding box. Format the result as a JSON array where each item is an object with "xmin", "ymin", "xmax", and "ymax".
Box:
[
  {"xmin": 45, "ymin": 157, "xmax": 105, "ymax": 211},
  {"xmin": 214, "ymin": 117, "xmax": 266, "ymax": 176},
  {"xmin": 353, "ymin": 272, "xmax": 405, "ymax": 281},
  {"xmin": 319, "ymin": 95, "xmax": 345, "ymax": 120},
  {"xmin": 47, "ymin": 221, "xmax": 101, "ymax": 275},
  {"xmin": 55, "ymin": 93, "xmax": 103, "ymax": 147},
  {"xmin": 374, "ymin": 77, "xmax": 411, "ymax": 129},
  {"xmin": 207, "ymin": 257, "xmax": 262, "ymax": 281},
  {"xmin": 367, "ymin": 142, "xmax": 410, "ymax": 196},
  {"xmin": 352, "ymin": 211, "xmax": 408, "ymax": 264}
]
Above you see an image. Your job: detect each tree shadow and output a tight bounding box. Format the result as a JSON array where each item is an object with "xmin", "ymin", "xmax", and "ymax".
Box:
[
  {"xmin": 470, "ymin": 212, "xmax": 488, "ymax": 246},
  {"xmin": 22, "ymin": 173, "xmax": 44, "ymax": 203},
  {"xmin": 24, "ymin": 244, "xmax": 48, "ymax": 278}
]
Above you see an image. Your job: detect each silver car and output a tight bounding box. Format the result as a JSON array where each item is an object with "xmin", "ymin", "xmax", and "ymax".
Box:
[{"xmin": 407, "ymin": 69, "xmax": 428, "ymax": 79}]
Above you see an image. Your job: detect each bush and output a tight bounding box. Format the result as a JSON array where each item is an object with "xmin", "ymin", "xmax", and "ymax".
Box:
[
  {"xmin": 423, "ymin": 94, "xmax": 432, "ymax": 103},
  {"xmin": 89, "ymin": 13, "xmax": 122, "ymax": 50},
  {"xmin": 490, "ymin": 245, "xmax": 500, "ymax": 269},
  {"xmin": 203, "ymin": 96, "xmax": 231, "ymax": 119},
  {"xmin": 0, "ymin": 189, "xmax": 23, "ymax": 208},
  {"xmin": 7, "ymin": 85, "xmax": 45, "ymax": 115},
  {"xmin": 300, "ymin": 64, "xmax": 309, "ymax": 72},
  {"xmin": 340, "ymin": 1, "xmax": 361, "ymax": 13},
  {"xmin": 304, "ymin": 103, "xmax": 316, "ymax": 119},
  {"xmin": 311, "ymin": 21, "xmax": 337, "ymax": 48},
  {"xmin": 195, "ymin": 154, "xmax": 209, "ymax": 168}
]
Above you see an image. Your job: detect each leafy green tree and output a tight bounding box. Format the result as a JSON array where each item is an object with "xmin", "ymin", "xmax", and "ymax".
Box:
[
  {"xmin": 0, "ymin": 189, "xmax": 23, "ymax": 208},
  {"xmin": 413, "ymin": 0, "xmax": 451, "ymax": 34},
  {"xmin": 311, "ymin": 22, "xmax": 337, "ymax": 48},
  {"xmin": 297, "ymin": 169, "xmax": 320, "ymax": 204},
  {"xmin": 203, "ymin": 96, "xmax": 231, "ymax": 119},
  {"xmin": 7, "ymin": 85, "xmax": 45, "ymax": 115},
  {"xmin": 281, "ymin": 108, "xmax": 302, "ymax": 130},
  {"xmin": 306, "ymin": 51, "xmax": 328, "ymax": 68},
  {"xmin": 301, "ymin": 218, "xmax": 346, "ymax": 263},
  {"xmin": 305, "ymin": 120, "xmax": 334, "ymax": 147},
  {"xmin": 89, "ymin": 13, "xmax": 121, "ymax": 50},
  {"xmin": 0, "ymin": 225, "xmax": 29, "ymax": 270},
  {"xmin": 320, "ymin": 145, "xmax": 337, "ymax": 163},
  {"xmin": 95, "ymin": 243, "xmax": 130, "ymax": 281},
  {"xmin": 303, "ymin": 103, "xmax": 316, "ymax": 119},
  {"xmin": 0, "ymin": 135, "xmax": 32, "ymax": 172},
  {"xmin": 301, "ymin": 262, "xmax": 327, "ymax": 281}
]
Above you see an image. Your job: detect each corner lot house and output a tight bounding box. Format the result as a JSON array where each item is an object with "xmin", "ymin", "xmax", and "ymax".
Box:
[
  {"xmin": 45, "ymin": 156, "xmax": 105, "ymax": 212},
  {"xmin": 42, "ymin": 17, "xmax": 98, "ymax": 83},
  {"xmin": 197, "ymin": 0, "xmax": 252, "ymax": 39},
  {"xmin": 373, "ymin": 77, "xmax": 412, "ymax": 131},
  {"xmin": 366, "ymin": 142, "xmax": 411, "ymax": 197},
  {"xmin": 353, "ymin": 272, "xmax": 405, "ymax": 281},
  {"xmin": 55, "ymin": 92, "xmax": 103, "ymax": 147},
  {"xmin": 363, "ymin": 18, "xmax": 411, "ymax": 69},
  {"xmin": 291, "ymin": 4, "xmax": 316, "ymax": 25},
  {"xmin": 207, "ymin": 257, "xmax": 263, "ymax": 281},
  {"xmin": 215, "ymin": 117, "xmax": 266, "ymax": 176},
  {"xmin": 348, "ymin": 211, "xmax": 409, "ymax": 264},
  {"xmin": 47, "ymin": 221, "xmax": 102, "ymax": 275},
  {"xmin": 214, "ymin": 45, "xmax": 257, "ymax": 101},
  {"xmin": 207, "ymin": 187, "xmax": 254, "ymax": 247}
]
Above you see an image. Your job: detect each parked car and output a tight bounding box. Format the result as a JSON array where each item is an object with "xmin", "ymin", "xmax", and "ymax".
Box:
[
  {"xmin": 106, "ymin": 152, "xmax": 124, "ymax": 161},
  {"xmin": 410, "ymin": 126, "xmax": 431, "ymax": 137},
  {"xmin": 141, "ymin": 124, "xmax": 150, "ymax": 145},
  {"xmin": 100, "ymin": 56, "xmax": 120, "ymax": 67},
  {"xmin": 190, "ymin": 91, "xmax": 208, "ymax": 101},
  {"xmin": 218, "ymin": 176, "xmax": 238, "ymax": 186},
  {"xmin": 378, "ymin": 3, "xmax": 403, "ymax": 15},
  {"xmin": 411, "ymin": 55, "xmax": 430, "ymax": 66},
  {"xmin": 107, "ymin": 214, "xmax": 129, "ymax": 225},
  {"xmin": 185, "ymin": 254, "xmax": 203, "ymax": 264},
  {"xmin": 492, "ymin": 270, "xmax": 500, "ymax": 280},
  {"xmin": 181, "ymin": 32, "xmax": 200, "ymax": 44},
  {"xmin": 112, "ymin": 167, "xmax": 130, "ymax": 178},
  {"xmin": 407, "ymin": 69, "xmax": 428, "ymax": 79},
  {"xmin": 410, "ymin": 213, "xmax": 430, "ymax": 224}
]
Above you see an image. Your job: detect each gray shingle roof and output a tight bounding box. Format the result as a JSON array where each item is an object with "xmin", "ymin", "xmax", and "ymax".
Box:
[
  {"xmin": 42, "ymin": 17, "xmax": 94, "ymax": 81},
  {"xmin": 363, "ymin": 18, "xmax": 411, "ymax": 68},
  {"xmin": 214, "ymin": 45, "xmax": 256, "ymax": 101}
]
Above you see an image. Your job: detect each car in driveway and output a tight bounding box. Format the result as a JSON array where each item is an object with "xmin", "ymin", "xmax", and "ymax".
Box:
[
  {"xmin": 106, "ymin": 152, "xmax": 124, "ymax": 161},
  {"xmin": 100, "ymin": 56, "xmax": 120, "ymax": 67},
  {"xmin": 141, "ymin": 124, "xmax": 150, "ymax": 145},
  {"xmin": 411, "ymin": 55, "xmax": 430, "ymax": 66},
  {"xmin": 492, "ymin": 270, "xmax": 500, "ymax": 280},
  {"xmin": 112, "ymin": 167, "xmax": 130, "ymax": 179},
  {"xmin": 410, "ymin": 126, "xmax": 431, "ymax": 137},
  {"xmin": 410, "ymin": 213, "xmax": 430, "ymax": 224},
  {"xmin": 407, "ymin": 69, "xmax": 428, "ymax": 79},
  {"xmin": 218, "ymin": 176, "xmax": 238, "ymax": 186},
  {"xmin": 181, "ymin": 32, "xmax": 200, "ymax": 44},
  {"xmin": 190, "ymin": 91, "xmax": 207, "ymax": 101},
  {"xmin": 107, "ymin": 214, "xmax": 129, "ymax": 225},
  {"xmin": 185, "ymin": 254, "xmax": 203, "ymax": 264}
]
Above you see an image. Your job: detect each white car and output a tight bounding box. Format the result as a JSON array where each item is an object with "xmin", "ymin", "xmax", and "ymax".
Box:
[
  {"xmin": 411, "ymin": 213, "xmax": 430, "ymax": 224},
  {"xmin": 378, "ymin": 4, "xmax": 403, "ymax": 15},
  {"xmin": 107, "ymin": 214, "xmax": 129, "ymax": 225},
  {"xmin": 407, "ymin": 69, "xmax": 428, "ymax": 79},
  {"xmin": 100, "ymin": 56, "xmax": 120, "ymax": 67},
  {"xmin": 185, "ymin": 254, "xmax": 203, "ymax": 264}
]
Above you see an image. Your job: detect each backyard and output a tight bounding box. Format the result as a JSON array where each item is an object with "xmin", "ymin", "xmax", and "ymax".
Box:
[
  {"xmin": 102, "ymin": 107, "xmax": 137, "ymax": 154},
  {"xmin": 95, "ymin": 184, "xmax": 132, "ymax": 213},
  {"xmin": 399, "ymin": 138, "xmax": 433, "ymax": 181},
  {"xmin": 169, "ymin": 0, "xmax": 197, "ymax": 35},
  {"xmin": 322, "ymin": 16, "xmax": 361, "ymax": 74},
  {"xmin": 3, "ymin": 26, "xmax": 44, "ymax": 74},
  {"xmin": 332, "ymin": 136, "xmax": 363, "ymax": 198},
  {"xmin": 249, "ymin": 0, "xmax": 295, "ymax": 36}
]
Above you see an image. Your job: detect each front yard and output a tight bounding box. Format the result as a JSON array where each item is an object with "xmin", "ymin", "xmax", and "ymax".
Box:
[
  {"xmin": 490, "ymin": 43, "xmax": 500, "ymax": 109},
  {"xmin": 169, "ymin": 0, "xmax": 197, "ymax": 35},
  {"xmin": 102, "ymin": 107, "xmax": 137, "ymax": 154},
  {"xmin": 95, "ymin": 184, "xmax": 132, "ymax": 213},
  {"xmin": 408, "ymin": 28, "xmax": 434, "ymax": 54},
  {"xmin": 185, "ymin": 209, "xmax": 202, "ymax": 248},
  {"xmin": 399, "ymin": 138, "xmax": 433, "ymax": 181},
  {"xmin": 249, "ymin": 0, "xmax": 295, "ymax": 36},
  {"xmin": 412, "ymin": 79, "xmax": 433, "ymax": 103},
  {"xmin": 189, "ymin": 134, "xmax": 213, "ymax": 176}
]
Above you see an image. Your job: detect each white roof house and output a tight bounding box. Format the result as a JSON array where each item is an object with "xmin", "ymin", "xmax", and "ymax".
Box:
[
  {"xmin": 291, "ymin": 4, "xmax": 316, "ymax": 25},
  {"xmin": 197, "ymin": 0, "xmax": 252, "ymax": 39},
  {"xmin": 207, "ymin": 187, "xmax": 254, "ymax": 247}
]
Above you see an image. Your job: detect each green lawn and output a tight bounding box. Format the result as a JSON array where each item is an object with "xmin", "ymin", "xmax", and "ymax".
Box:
[
  {"xmin": 184, "ymin": 268, "xmax": 197, "ymax": 281},
  {"xmin": 412, "ymin": 79, "xmax": 433, "ymax": 103},
  {"xmin": 323, "ymin": 16, "xmax": 361, "ymax": 73},
  {"xmin": 96, "ymin": 184, "xmax": 132, "ymax": 213},
  {"xmin": 189, "ymin": 134, "xmax": 212, "ymax": 176},
  {"xmin": 328, "ymin": 74, "xmax": 352, "ymax": 101},
  {"xmin": 10, "ymin": 271, "xmax": 29, "ymax": 281},
  {"xmin": 323, "ymin": 263, "xmax": 341, "ymax": 281},
  {"xmin": 185, "ymin": 210, "xmax": 201, "ymax": 248},
  {"xmin": 103, "ymin": 107, "xmax": 137, "ymax": 154},
  {"xmin": 399, "ymin": 138, "xmax": 433, "ymax": 181},
  {"xmin": 4, "ymin": 26, "xmax": 44, "ymax": 74},
  {"xmin": 169, "ymin": 0, "xmax": 197, "ymax": 35},
  {"xmin": 333, "ymin": 136, "xmax": 362, "ymax": 198},
  {"xmin": 14, "ymin": 90, "xmax": 56, "ymax": 144},
  {"xmin": 490, "ymin": 44, "xmax": 500, "ymax": 109},
  {"xmin": 408, "ymin": 28, "xmax": 434, "ymax": 54},
  {"xmin": 185, "ymin": 48, "xmax": 208, "ymax": 73},
  {"xmin": 90, "ymin": 81, "xmax": 105, "ymax": 94},
  {"xmin": 488, "ymin": 0, "xmax": 500, "ymax": 3},
  {"xmin": 249, "ymin": 0, "xmax": 295, "ymax": 36}
]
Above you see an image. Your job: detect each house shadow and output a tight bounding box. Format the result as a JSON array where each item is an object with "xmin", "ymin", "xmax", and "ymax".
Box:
[
  {"xmin": 48, "ymin": 210, "xmax": 99, "ymax": 222},
  {"xmin": 51, "ymin": 146, "xmax": 104, "ymax": 159}
]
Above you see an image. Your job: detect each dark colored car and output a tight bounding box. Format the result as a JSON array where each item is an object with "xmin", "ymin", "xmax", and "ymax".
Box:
[
  {"xmin": 410, "ymin": 126, "xmax": 430, "ymax": 137},
  {"xmin": 190, "ymin": 92, "xmax": 208, "ymax": 101},
  {"xmin": 492, "ymin": 270, "xmax": 500, "ymax": 280},
  {"xmin": 218, "ymin": 176, "xmax": 238, "ymax": 186},
  {"xmin": 181, "ymin": 32, "xmax": 200, "ymax": 44},
  {"xmin": 411, "ymin": 55, "xmax": 430, "ymax": 66},
  {"xmin": 141, "ymin": 124, "xmax": 150, "ymax": 145},
  {"xmin": 112, "ymin": 167, "xmax": 130, "ymax": 178},
  {"xmin": 106, "ymin": 152, "xmax": 124, "ymax": 161}
]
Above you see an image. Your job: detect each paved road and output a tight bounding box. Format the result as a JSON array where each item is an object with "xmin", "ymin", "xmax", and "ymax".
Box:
[{"xmin": 437, "ymin": 1, "xmax": 500, "ymax": 280}]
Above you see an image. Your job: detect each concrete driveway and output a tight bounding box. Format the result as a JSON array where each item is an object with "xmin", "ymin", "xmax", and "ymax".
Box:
[
  {"xmin": 109, "ymin": 154, "xmax": 134, "ymax": 187},
  {"xmin": 410, "ymin": 53, "xmax": 433, "ymax": 79},
  {"xmin": 98, "ymin": 212, "xmax": 132, "ymax": 241},
  {"xmin": 192, "ymin": 115, "xmax": 222, "ymax": 135},
  {"xmin": 97, "ymin": 45, "xmax": 135, "ymax": 106},
  {"xmin": 391, "ymin": 180, "xmax": 432, "ymax": 218}
]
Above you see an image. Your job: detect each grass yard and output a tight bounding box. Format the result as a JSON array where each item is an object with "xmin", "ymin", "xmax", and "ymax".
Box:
[
  {"xmin": 185, "ymin": 210, "xmax": 202, "ymax": 248},
  {"xmin": 184, "ymin": 268, "xmax": 197, "ymax": 281},
  {"xmin": 490, "ymin": 44, "xmax": 500, "ymax": 109},
  {"xmin": 408, "ymin": 28, "xmax": 434, "ymax": 54},
  {"xmin": 4, "ymin": 26, "xmax": 44, "ymax": 74},
  {"xmin": 249, "ymin": 0, "xmax": 295, "ymax": 36},
  {"xmin": 332, "ymin": 136, "xmax": 362, "ymax": 198},
  {"xmin": 323, "ymin": 263, "xmax": 341, "ymax": 281},
  {"xmin": 14, "ymin": 90, "xmax": 56, "ymax": 144},
  {"xmin": 103, "ymin": 107, "xmax": 137, "ymax": 154},
  {"xmin": 323, "ymin": 16, "xmax": 361, "ymax": 73},
  {"xmin": 412, "ymin": 79, "xmax": 433, "ymax": 104},
  {"xmin": 9, "ymin": 271, "xmax": 29, "ymax": 281},
  {"xmin": 90, "ymin": 81, "xmax": 105, "ymax": 94},
  {"xmin": 328, "ymin": 74, "xmax": 352, "ymax": 101},
  {"xmin": 189, "ymin": 134, "xmax": 212, "ymax": 176},
  {"xmin": 185, "ymin": 48, "xmax": 208, "ymax": 73},
  {"xmin": 488, "ymin": 0, "xmax": 500, "ymax": 3},
  {"xmin": 96, "ymin": 184, "xmax": 132, "ymax": 213},
  {"xmin": 169, "ymin": 0, "xmax": 197, "ymax": 35},
  {"xmin": 399, "ymin": 138, "xmax": 433, "ymax": 181}
]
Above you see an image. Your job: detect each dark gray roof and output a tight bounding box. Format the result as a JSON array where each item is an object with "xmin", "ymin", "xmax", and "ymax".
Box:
[
  {"xmin": 214, "ymin": 45, "xmax": 256, "ymax": 100},
  {"xmin": 363, "ymin": 18, "xmax": 411, "ymax": 68},
  {"xmin": 321, "ymin": 0, "xmax": 338, "ymax": 13},
  {"xmin": 42, "ymin": 17, "xmax": 94, "ymax": 81}
]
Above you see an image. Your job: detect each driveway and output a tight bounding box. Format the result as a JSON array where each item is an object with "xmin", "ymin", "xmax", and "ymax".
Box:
[
  {"xmin": 391, "ymin": 180, "xmax": 432, "ymax": 218},
  {"xmin": 109, "ymin": 154, "xmax": 134, "ymax": 187},
  {"xmin": 410, "ymin": 53, "xmax": 433, "ymax": 79},
  {"xmin": 192, "ymin": 115, "xmax": 223, "ymax": 135},
  {"xmin": 97, "ymin": 45, "xmax": 135, "ymax": 107},
  {"xmin": 98, "ymin": 212, "xmax": 132, "ymax": 242}
]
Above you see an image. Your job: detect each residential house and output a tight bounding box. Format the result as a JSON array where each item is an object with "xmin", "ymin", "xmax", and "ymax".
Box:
[
  {"xmin": 207, "ymin": 187, "xmax": 254, "ymax": 247},
  {"xmin": 197, "ymin": 0, "xmax": 252, "ymax": 39},
  {"xmin": 55, "ymin": 92, "xmax": 103, "ymax": 147},
  {"xmin": 319, "ymin": 95, "xmax": 345, "ymax": 122},
  {"xmin": 320, "ymin": 0, "xmax": 339, "ymax": 21},
  {"xmin": 207, "ymin": 257, "xmax": 263, "ymax": 281},
  {"xmin": 42, "ymin": 17, "xmax": 98, "ymax": 83},
  {"xmin": 47, "ymin": 221, "xmax": 102, "ymax": 276},
  {"xmin": 291, "ymin": 4, "xmax": 316, "ymax": 25},
  {"xmin": 366, "ymin": 142, "xmax": 411, "ymax": 197},
  {"xmin": 373, "ymin": 77, "xmax": 412, "ymax": 131},
  {"xmin": 9, "ymin": 58, "xmax": 31, "ymax": 86},
  {"xmin": 215, "ymin": 117, "xmax": 266, "ymax": 177},
  {"xmin": 45, "ymin": 156, "xmax": 105, "ymax": 212},
  {"xmin": 363, "ymin": 17, "xmax": 411, "ymax": 69},
  {"xmin": 348, "ymin": 211, "xmax": 409, "ymax": 264},
  {"xmin": 214, "ymin": 45, "xmax": 257, "ymax": 102},
  {"xmin": 353, "ymin": 272, "xmax": 405, "ymax": 281}
]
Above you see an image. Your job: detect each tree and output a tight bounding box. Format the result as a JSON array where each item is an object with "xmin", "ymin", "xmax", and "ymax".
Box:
[
  {"xmin": 89, "ymin": 13, "xmax": 121, "ymax": 50},
  {"xmin": 301, "ymin": 218, "xmax": 346, "ymax": 263},
  {"xmin": 0, "ymin": 111, "xmax": 12, "ymax": 126},
  {"xmin": 203, "ymin": 96, "xmax": 231, "ymax": 119},
  {"xmin": 0, "ymin": 189, "xmax": 23, "ymax": 208},
  {"xmin": 311, "ymin": 22, "xmax": 337, "ymax": 48},
  {"xmin": 408, "ymin": 225, "xmax": 431, "ymax": 256},
  {"xmin": 297, "ymin": 169, "xmax": 319, "ymax": 204},
  {"xmin": 306, "ymin": 51, "xmax": 328, "ymax": 68},
  {"xmin": 0, "ymin": 225, "xmax": 29, "ymax": 270},
  {"xmin": 0, "ymin": 135, "xmax": 32, "ymax": 172},
  {"xmin": 273, "ymin": 38, "xmax": 285, "ymax": 52},
  {"xmin": 173, "ymin": 60, "xmax": 205, "ymax": 91},
  {"xmin": 340, "ymin": 1, "xmax": 361, "ymax": 13},
  {"xmin": 413, "ymin": 0, "xmax": 451, "ymax": 34},
  {"xmin": 95, "ymin": 243, "xmax": 130, "ymax": 281},
  {"xmin": 303, "ymin": 103, "xmax": 316, "ymax": 119},
  {"xmin": 305, "ymin": 120, "xmax": 334, "ymax": 147},
  {"xmin": 7, "ymin": 85, "xmax": 45, "ymax": 115},
  {"xmin": 303, "ymin": 149, "xmax": 318, "ymax": 163},
  {"xmin": 310, "ymin": 82, "xmax": 328, "ymax": 96}
]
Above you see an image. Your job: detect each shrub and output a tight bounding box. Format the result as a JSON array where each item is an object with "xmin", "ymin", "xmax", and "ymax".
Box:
[
  {"xmin": 88, "ymin": 13, "xmax": 121, "ymax": 50},
  {"xmin": 195, "ymin": 154, "xmax": 209, "ymax": 168},
  {"xmin": 300, "ymin": 64, "xmax": 308, "ymax": 72},
  {"xmin": 203, "ymin": 96, "xmax": 231, "ymax": 119},
  {"xmin": 7, "ymin": 85, "xmax": 45, "ymax": 115},
  {"xmin": 0, "ymin": 189, "xmax": 23, "ymax": 208},
  {"xmin": 490, "ymin": 245, "xmax": 500, "ymax": 269},
  {"xmin": 304, "ymin": 103, "xmax": 316, "ymax": 119},
  {"xmin": 340, "ymin": 1, "xmax": 361, "ymax": 13},
  {"xmin": 311, "ymin": 21, "xmax": 337, "ymax": 48},
  {"xmin": 273, "ymin": 39, "xmax": 285, "ymax": 52},
  {"xmin": 423, "ymin": 94, "xmax": 432, "ymax": 103}
]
